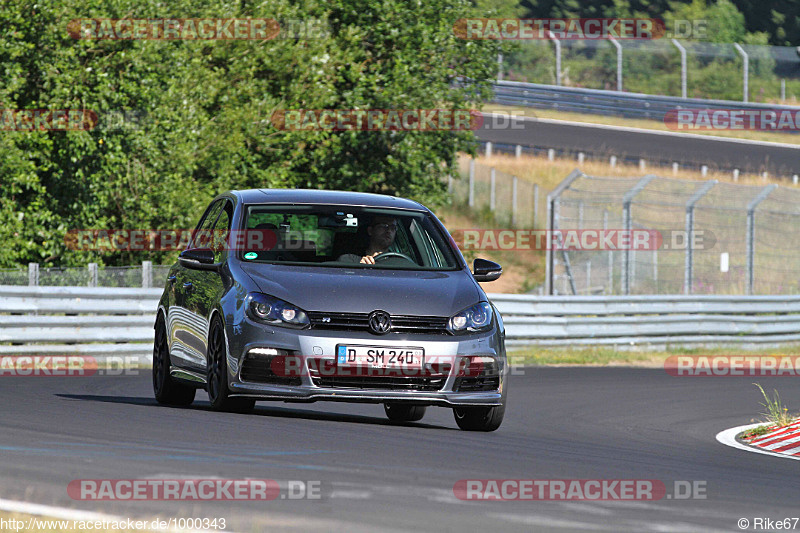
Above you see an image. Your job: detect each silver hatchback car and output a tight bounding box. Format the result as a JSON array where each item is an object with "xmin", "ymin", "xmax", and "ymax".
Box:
[{"xmin": 153, "ymin": 189, "xmax": 508, "ymax": 431}]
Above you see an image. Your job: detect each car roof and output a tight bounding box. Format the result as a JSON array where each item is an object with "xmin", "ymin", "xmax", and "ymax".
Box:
[{"xmin": 228, "ymin": 189, "xmax": 428, "ymax": 211}]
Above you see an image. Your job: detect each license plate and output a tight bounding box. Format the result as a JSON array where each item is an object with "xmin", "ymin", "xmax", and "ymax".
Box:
[{"xmin": 336, "ymin": 345, "xmax": 424, "ymax": 369}]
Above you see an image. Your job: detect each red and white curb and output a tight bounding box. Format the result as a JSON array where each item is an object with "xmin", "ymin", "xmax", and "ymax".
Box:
[{"xmin": 716, "ymin": 420, "xmax": 800, "ymax": 461}]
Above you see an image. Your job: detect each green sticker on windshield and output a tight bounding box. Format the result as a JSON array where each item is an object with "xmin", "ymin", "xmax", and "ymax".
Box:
[{"xmin": 244, "ymin": 252, "xmax": 258, "ymax": 260}]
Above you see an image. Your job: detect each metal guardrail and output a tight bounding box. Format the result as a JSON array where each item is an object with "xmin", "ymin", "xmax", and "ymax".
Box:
[
  {"xmin": 2, "ymin": 286, "xmax": 797, "ymax": 357},
  {"xmin": 492, "ymin": 81, "xmax": 800, "ymax": 122},
  {"xmin": 489, "ymin": 293, "xmax": 800, "ymax": 347},
  {"xmin": 0, "ymin": 286, "xmax": 161, "ymax": 358}
]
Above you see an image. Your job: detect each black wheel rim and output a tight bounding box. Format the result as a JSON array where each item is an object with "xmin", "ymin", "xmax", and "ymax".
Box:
[
  {"xmin": 153, "ymin": 319, "xmax": 167, "ymax": 395},
  {"xmin": 207, "ymin": 324, "xmax": 223, "ymax": 402}
]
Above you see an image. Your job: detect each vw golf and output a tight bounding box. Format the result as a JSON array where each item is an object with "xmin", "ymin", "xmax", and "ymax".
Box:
[{"xmin": 153, "ymin": 189, "xmax": 508, "ymax": 431}]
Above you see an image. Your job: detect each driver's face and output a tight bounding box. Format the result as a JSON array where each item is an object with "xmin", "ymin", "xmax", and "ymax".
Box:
[{"xmin": 368, "ymin": 217, "xmax": 398, "ymax": 250}]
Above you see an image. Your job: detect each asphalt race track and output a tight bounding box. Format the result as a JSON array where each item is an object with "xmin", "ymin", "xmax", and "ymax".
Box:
[
  {"xmin": 2, "ymin": 368, "xmax": 799, "ymax": 532},
  {"xmin": 476, "ymin": 116, "xmax": 800, "ymax": 177}
]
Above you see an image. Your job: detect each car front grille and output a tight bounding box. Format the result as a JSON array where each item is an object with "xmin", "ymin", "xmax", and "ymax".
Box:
[
  {"xmin": 308, "ymin": 363, "xmax": 451, "ymax": 392},
  {"xmin": 307, "ymin": 311, "xmax": 449, "ymax": 335}
]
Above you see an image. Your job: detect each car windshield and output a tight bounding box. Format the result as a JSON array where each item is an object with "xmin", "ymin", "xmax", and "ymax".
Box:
[{"xmin": 239, "ymin": 205, "xmax": 460, "ymax": 270}]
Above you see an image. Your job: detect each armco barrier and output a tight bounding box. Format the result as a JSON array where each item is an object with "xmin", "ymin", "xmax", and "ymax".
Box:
[
  {"xmin": 488, "ymin": 293, "xmax": 800, "ymax": 347},
  {"xmin": 492, "ymin": 81, "xmax": 800, "ymax": 122},
  {"xmin": 2, "ymin": 286, "xmax": 798, "ymax": 357},
  {"xmin": 0, "ymin": 285, "xmax": 161, "ymax": 359}
]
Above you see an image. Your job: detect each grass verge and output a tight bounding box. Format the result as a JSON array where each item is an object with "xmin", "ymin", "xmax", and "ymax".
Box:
[{"xmin": 508, "ymin": 345, "xmax": 800, "ymax": 367}]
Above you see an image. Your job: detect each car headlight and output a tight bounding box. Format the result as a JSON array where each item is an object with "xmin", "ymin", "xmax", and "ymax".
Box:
[
  {"xmin": 448, "ymin": 302, "xmax": 493, "ymax": 334},
  {"xmin": 245, "ymin": 293, "xmax": 309, "ymax": 328}
]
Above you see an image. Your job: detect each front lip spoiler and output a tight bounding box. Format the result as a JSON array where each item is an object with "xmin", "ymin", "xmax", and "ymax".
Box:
[{"xmin": 227, "ymin": 383, "xmax": 503, "ymax": 407}]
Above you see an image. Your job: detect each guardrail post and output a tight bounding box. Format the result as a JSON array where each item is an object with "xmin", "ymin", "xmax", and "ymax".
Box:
[
  {"xmin": 547, "ymin": 31, "xmax": 562, "ymax": 86},
  {"xmin": 490, "ymin": 168, "xmax": 496, "ymax": 212},
  {"xmin": 485, "ymin": 141, "xmax": 492, "ymax": 158},
  {"xmin": 88, "ymin": 263, "xmax": 98, "ymax": 287},
  {"xmin": 515, "ymin": 144, "xmax": 522, "ymax": 158},
  {"xmin": 546, "ymin": 169, "xmax": 583, "ymax": 295},
  {"xmin": 621, "ymin": 175, "xmax": 656, "ymax": 295},
  {"xmin": 672, "ymin": 39, "xmax": 687, "ymax": 99},
  {"xmin": 512, "ymin": 176, "xmax": 518, "ymax": 227},
  {"xmin": 28, "ymin": 263, "xmax": 39, "ymax": 286},
  {"xmin": 609, "ymin": 36, "xmax": 623, "ymax": 92},
  {"xmin": 142, "ymin": 260, "xmax": 153, "ymax": 288},
  {"xmin": 746, "ymin": 184, "xmax": 777, "ymax": 295},
  {"xmin": 684, "ymin": 181, "xmax": 717, "ymax": 294},
  {"xmin": 734, "ymin": 43, "xmax": 749, "ymax": 103},
  {"xmin": 781, "ymin": 79, "xmax": 786, "ymax": 101},
  {"xmin": 468, "ymin": 158, "xmax": 475, "ymax": 208}
]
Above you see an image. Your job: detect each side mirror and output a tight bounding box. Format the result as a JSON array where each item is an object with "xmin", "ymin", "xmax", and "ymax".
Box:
[
  {"xmin": 472, "ymin": 258, "xmax": 502, "ymax": 282},
  {"xmin": 179, "ymin": 248, "xmax": 219, "ymax": 271}
]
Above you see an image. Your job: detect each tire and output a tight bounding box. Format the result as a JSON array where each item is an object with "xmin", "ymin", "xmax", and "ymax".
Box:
[
  {"xmin": 384, "ymin": 403, "xmax": 426, "ymax": 422},
  {"xmin": 206, "ymin": 316, "xmax": 255, "ymax": 413},
  {"xmin": 453, "ymin": 404, "xmax": 505, "ymax": 432},
  {"xmin": 152, "ymin": 314, "xmax": 196, "ymax": 406}
]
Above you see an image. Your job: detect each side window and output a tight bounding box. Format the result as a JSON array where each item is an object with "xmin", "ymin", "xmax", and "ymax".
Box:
[
  {"xmin": 191, "ymin": 200, "xmax": 223, "ymax": 249},
  {"xmin": 211, "ymin": 201, "xmax": 233, "ymax": 262}
]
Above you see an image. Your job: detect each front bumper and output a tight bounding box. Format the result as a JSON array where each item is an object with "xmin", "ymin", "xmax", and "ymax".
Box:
[{"xmin": 226, "ymin": 318, "xmax": 507, "ymax": 407}]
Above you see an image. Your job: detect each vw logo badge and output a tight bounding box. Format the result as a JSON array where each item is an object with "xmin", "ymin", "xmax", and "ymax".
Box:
[{"xmin": 368, "ymin": 310, "xmax": 392, "ymax": 335}]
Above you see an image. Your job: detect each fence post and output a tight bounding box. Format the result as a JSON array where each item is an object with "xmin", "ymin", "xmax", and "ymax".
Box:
[
  {"xmin": 88, "ymin": 263, "xmax": 98, "ymax": 287},
  {"xmin": 490, "ymin": 168, "xmax": 496, "ymax": 212},
  {"xmin": 468, "ymin": 158, "xmax": 475, "ymax": 208},
  {"xmin": 547, "ymin": 31, "xmax": 562, "ymax": 86},
  {"xmin": 734, "ymin": 43, "xmax": 749, "ymax": 103},
  {"xmin": 604, "ymin": 210, "xmax": 612, "ymax": 294},
  {"xmin": 512, "ymin": 176, "xmax": 518, "ymax": 226},
  {"xmin": 28, "ymin": 262, "xmax": 39, "ymax": 286},
  {"xmin": 621, "ymin": 175, "xmax": 656, "ymax": 295},
  {"xmin": 609, "ymin": 36, "xmax": 623, "ymax": 92},
  {"xmin": 497, "ymin": 52, "xmax": 504, "ymax": 81},
  {"xmin": 684, "ymin": 181, "xmax": 717, "ymax": 294},
  {"xmin": 672, "ymin": 39, "xmax": 687, "ymax": 99},
  {"xmin": 142, "ymin": 260, "xmax": 153, "ymax": 288},
  {"xmin": 546, "ymin": 169, "xmax": 583, "ymax": 295},
  {"xmin": 746, "ymin": 184, "xmax": 777, "ymax": 295}
]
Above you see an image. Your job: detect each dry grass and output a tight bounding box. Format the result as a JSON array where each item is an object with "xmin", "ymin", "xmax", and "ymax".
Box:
[
  {"xmin": 482, "ymin": 103, "xmax": 800, "ymax": 146},
  {"xmin": 471, "ymin": 152, "xmax": 800, "ymax": 189}
]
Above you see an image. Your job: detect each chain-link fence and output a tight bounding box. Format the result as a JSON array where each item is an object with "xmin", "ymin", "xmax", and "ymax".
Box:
[
  {"xmin": 504, "ymin": 39, "xmax": 800, "ymax": 103},
  {"xmin": 452, "ymin": 157, "xmax": 548, "ymax": 230},
  {"xmin": 0, "ymin": 262, "xmax": 172, "ymax": 288},
  {"xmin": 549, "ymin": 171, "xmax": 800, "ymax": 295}
]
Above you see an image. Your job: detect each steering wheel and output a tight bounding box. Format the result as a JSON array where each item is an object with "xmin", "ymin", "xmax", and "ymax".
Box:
[{"xmin": 374, "ymin": 252, "xmax": 416, "ymax": 264}]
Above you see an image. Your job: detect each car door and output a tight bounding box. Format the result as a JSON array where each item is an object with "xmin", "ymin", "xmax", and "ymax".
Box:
[
  {"xmin": 181, "ymin": 199, "xmax": 233, "ymax": 370},
  {"xmin": 169, "ymin": 199, "xmax": 223, "ymax": 370}
]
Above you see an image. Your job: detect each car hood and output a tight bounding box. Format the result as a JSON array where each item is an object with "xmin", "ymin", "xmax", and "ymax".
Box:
[{"xmin": 239, "ymin": 263, "xmax": 481, "ymax": 317}]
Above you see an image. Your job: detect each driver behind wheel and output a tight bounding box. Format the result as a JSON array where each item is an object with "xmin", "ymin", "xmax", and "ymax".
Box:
[{"xmin": 338, "ymin": 215, "xmax": 399, "ymax": 264}]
